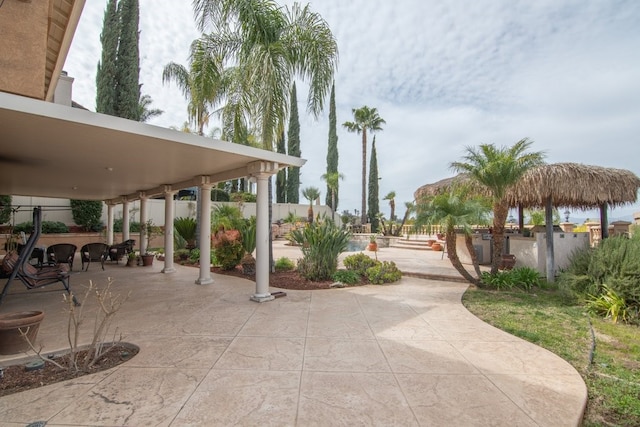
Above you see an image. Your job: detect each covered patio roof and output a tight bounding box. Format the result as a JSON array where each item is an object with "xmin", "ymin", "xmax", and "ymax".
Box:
[{"xmin": 0, "ymin": 91, "xmax": 305, "ymax": 202}]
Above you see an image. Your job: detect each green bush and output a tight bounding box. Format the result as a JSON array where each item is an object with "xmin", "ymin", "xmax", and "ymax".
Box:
[
  {"xmin": 274, "ymin": 257, "xmax": 295, "ymax": 271},
  {"xmin": 481, "ymin": 271, "xmax": 515, "ymax": 290},
  {"xmin": 0, "ymin": 195, "xmax": 11, "ymax": 225},
  {"xmin": 211, "ymin": 205, "xmax": 245, "ymax": 232},
  {"xmin": 175, "ymin": 248, "xmax": 191, "ymax": 261},
  {"xmin": 558, "ymin": 235, "xmax": 640, "ymax": 317},
  {"xmin": 289, "ymin": 217, "xmax": 351, "ymax": 281},
  {"xmin": 332, "ymin": 269, "xmax": 361, "ymax": 285},
  {"xmin": 366, "ymin": 261, "xmax": 402, "ymax": 284},
  {"xmin": 174, "ymin": 217, "xmax": 197, "ymax": 247},
  {"xmin": 70, "ymin": 200, "xmax": 103, "ymax": 231},
  {"xmin": 343, "ymin": 252, "xmax": 378, "ymax": 276},
  {"xmin": 240, "ymin": 216, "xmax": 257, "ymax": 255},
  {"xmin": 212, "ymin": 229, "xmax": 244, "ymax": 270},
  {"xmin": 13, "ymin": 221, "xmax": 69, "ymax": 234},
  {"xmin": 586, "ymin": 284, "xmax": 631, "ymax": 324},
  {"xmin": 113, "ymin": 219, "xmax": 141, "ymax": 233},
  {"xmin": 211, "ymin": 188, "xmax": 230, "ymax": 201},
  {"xmin": 189, "ymin": 248, "xmax": 200, "ymax": 262}
]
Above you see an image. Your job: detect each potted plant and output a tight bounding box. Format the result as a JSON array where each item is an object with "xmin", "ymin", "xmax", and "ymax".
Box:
[
  {"xmin": 126, "ymin": 251, "xmax": 138, "ymax": 267},
  {"xmin": 368, "ymin": 234, "xmax": 378, "ymax": 251},
  {"xmin": 0, "ymin": 310, "xmax": 45, "ymax": 355},
  {"xmin": 141, "ymin": 219, "xmax": 162, "ymax": 266}
]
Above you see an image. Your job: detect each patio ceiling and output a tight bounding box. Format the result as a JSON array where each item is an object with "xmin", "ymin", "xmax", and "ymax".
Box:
[{"xmin": 0, "ymin": 92, "xmax": 306, "ymax": 202}]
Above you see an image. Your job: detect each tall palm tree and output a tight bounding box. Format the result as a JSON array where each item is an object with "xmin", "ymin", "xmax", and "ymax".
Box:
[
  {"xmin": 302, "ymin": 186, "xmax": 321, "ymax": 223},
  {"xmin": 321, "ymin": 171, "xmax": 345, "ymax": 214},
  {"xmin": 415, "ymin": 190, "xmax": 490, "ymax": 285},
  {"xmin": 138, "ymin": 94, "xmax": 163, "ymax": 122},
  {"xmin": 384, "ymin": 191, "xmax": 396, "ymax": 221},
  {"xmin": 192, "ymin": 0, "xmax": 338, "ymax": 150},
  {"xmin": 451, "ymin": 138, "xmax": 545, "ymax": 274},
  {"xmin": 343, "ymin": 106, "xmax": 385, "ymax": 224}
]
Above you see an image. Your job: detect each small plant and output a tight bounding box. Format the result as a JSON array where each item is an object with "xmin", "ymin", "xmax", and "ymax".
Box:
[
  {"xmin": 366, "ymin": 261, "xmax": 402, "ymax": 284},
  {"xmin": 509, "ymin": 267, "xmax": 542, "ymax": 291},
  {"xmin": 274, "ymin": 256, "xmax": 295, "ymax": 271},
  {"xmin": 22, "ymin": 279, "xmax": 129, "ymax": 373},
  {"xmin": 189, "ymin": 248, "xmax": 201, "ymax": 263},
  {"xmin": 289, "ymin": 216, "xmax": 351, "ymax": 281},
  {"xmin": 332, "ymin": 269, "xmax": 361, "ymax": 285},
  {"xmin": 174, "ymin": 217, "xmax": 196, "ymax": 249},
  {"xmin": 586, "ymin": 284, "xmax": 629, "ymax": 323},
  {"xmin": 174, "ymin": 248, "xmax": 191, "ymax": 262},
  {"xmin": 343, "ymin": 252, "xmax": 378, "ymax": 276},
  {"xmin": 212, "ymin": 228, "xmax": 244, "ymax": 270},
  {"xmin": 142, "ymin": 219, "xmax": 162, "ymax": 253},
  {"xmin": 481, "ymin": 271, "xmax": 515, "ymax": 290}
]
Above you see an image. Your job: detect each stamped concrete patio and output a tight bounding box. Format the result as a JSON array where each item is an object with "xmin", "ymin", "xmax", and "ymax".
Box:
[{"xmin": 0, "ymin": 241, "xmax": 586, "ymax": 426}]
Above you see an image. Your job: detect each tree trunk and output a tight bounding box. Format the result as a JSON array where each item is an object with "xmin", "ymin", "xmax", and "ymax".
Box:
[
  {"xmin": 361, "ymin": 129, "xmax": 367, "ymax": 224},
  {"xmin": 446, "ymin": 229, "xmax": 481, "ymax": 286},
  {"xmin": 464, "ymin": 233, "xmax": 482, "ymax": 278},
  {"xmin": 491, "ymin": 200, "xmax": 509, "ymax": 275}
]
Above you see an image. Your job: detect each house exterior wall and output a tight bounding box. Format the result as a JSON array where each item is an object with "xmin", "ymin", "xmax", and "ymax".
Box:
[{"xmin": 0, "ymin": 0, "xmax": 50, "ymax": 99}]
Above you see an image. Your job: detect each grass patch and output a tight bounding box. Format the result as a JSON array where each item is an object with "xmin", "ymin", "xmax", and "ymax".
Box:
[{"xmin": 463, "ymin": 287, "xmax": 640, "ymax": 426}]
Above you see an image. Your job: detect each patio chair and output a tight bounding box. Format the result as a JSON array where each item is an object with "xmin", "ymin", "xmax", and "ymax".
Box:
[
  {"xmin": 0, "ymin": 207, "xmax": 79, "ymax": 305},
  {"xmin": 80, "ymin": 243, "xmax": 109, "ymax": 271},
  {"xmin": 46, "ymin": 243, "xmax": 77, "ymax": 270},
  {"xmin": 108, "ymin": 239, "xmax": 135, "ymax": 264}
]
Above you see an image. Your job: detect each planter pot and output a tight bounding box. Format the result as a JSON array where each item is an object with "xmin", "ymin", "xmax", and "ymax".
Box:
[
  {"xmin": 141, "ymin": 254, "xmax": 154, "ymax": 266},
  {"xmin": 431, "ymin": 242, "xmax": 442, "ymax": 251},
  {"xmin": 0, "ymin": 310, "xmax": 45, "ymax": 355},
  {"xmin": 426, "ymin": 239, "xmax": 436, "ymax": 247},
  {"xmin": 126, "ymin": 257, "xmax": 137, "ymax": 267},
  {"xmin": 368, "ymin": 242, "xmax": 378, "ymax": 251}
]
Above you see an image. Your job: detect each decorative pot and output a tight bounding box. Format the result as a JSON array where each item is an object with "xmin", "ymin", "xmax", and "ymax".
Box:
[
  {"xmin": 141, "ymin": 254, "xmax": 154, "ymax": 266},
  {"xmin": 431, "ymin": 242, "xmax": 442, "ymax": 251},
  {"xmin": 126, "ymin": 257, "xmax": 137, "ymax": 267},
  {"xmin": 368, "ymin": 242, "xmax": 378, "ymax": 251},
  {"xmin": 426, "ymin": 239, "xmax": 436, "ymax": 247},
  {"xmin": 0, "ymin": 310, "xmax": 45, "ymax": 355}
]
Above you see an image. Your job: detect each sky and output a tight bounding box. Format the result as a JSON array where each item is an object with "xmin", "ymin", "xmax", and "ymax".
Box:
[{"xmin": 64, "ymin": 0, "xmax": 640, "ymax": 223}]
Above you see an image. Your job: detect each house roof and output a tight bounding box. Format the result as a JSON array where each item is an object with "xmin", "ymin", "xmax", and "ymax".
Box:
[{"xmin": 0, "ymin": 92, "xmax": 305, "ymax": 203}]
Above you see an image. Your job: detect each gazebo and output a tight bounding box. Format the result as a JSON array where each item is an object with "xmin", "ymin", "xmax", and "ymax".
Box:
[{"xmin": 415, "ymin": 163, "xmax": 640, "ymax": 281}]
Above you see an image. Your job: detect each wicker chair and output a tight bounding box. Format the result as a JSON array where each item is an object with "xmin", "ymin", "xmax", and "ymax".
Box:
[
  {"xmin": 108, "ymin": 239, "xmax": 135, "ymax": 264},
  {"xmin": 46, "ymin": 243, "xmax": 77, "ymax": 271},
  {"xmin": 80, "ymin": 243, "xmax": 109, "ymax": 271}
]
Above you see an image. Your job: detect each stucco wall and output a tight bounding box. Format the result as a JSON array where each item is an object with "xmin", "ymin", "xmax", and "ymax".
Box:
[{"xmin": 0, "ymin": 0, "xmax": 49, "ymax": 99}]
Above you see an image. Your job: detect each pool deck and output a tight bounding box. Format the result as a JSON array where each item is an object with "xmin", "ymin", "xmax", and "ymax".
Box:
[{"xmin": 0, "ymin": 240, "xmax": 587, "ymax": 426}]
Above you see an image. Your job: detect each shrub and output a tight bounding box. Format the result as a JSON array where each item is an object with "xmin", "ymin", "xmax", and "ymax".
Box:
[
  {"xmin": 274, "ymin": 257, "xmax": 295, "ymax": 271},
  {"xmin": 113, "ymin": 219, "xmax": 141, "ymax": 233},
  {"xmin": 332, "ymin": 269, "xmax": 361, "ymax": 285},
  {"xmin": 13, "ymin": 221, "xmax": 69, "ymax": 234},
  {"xmin": 211, "ymin": 188, "xmax": 231, "ymax": 201},
  {"xmin": 174, "ymin": 217, "xmax": 197, "ymax": 247},
  {"xmin": 289, "ymin": 216, "xmax": 351, "ymax": 281},
  {"xmin": 586, "ymin": 284, "xmax": 630, "ymax": 324},
  {"xmin": 343, "ymin": 252, "xmax": 378, "ymax": 276},
  {"xmin": 211, "ymin": 205, "xmax": 245, "ymax": 232},
  {"xmin": 0, "ymin": 195, "xmax": 11, "ymax": 224},
  {"xmin": 366, "ymin": 261, "xmax": 402, "ymax": 284},
  {"xmin": 240, "ymin": 216, "xmax": 257, "ymax": 255},
  {"xmin": 189, "ymin": 248, "xmax": 201, "ymax": 263},
  {"xmin": 509, "ymin": 267, "xmax": 542, "ymax": 291},
  {"xmin": 70, "ymin": 200, "xmax": 103, "ymax": 231},
  {"xmin": 175, "ymin": 248, "xmax": 191, "ymax": 261},
  {"xmin": 481, "ymin": 271, "xmax": 515, "ymax": 290},
  {"xmin": 212, "ymin": 229, "xmax": 244, "ymax": 270}
]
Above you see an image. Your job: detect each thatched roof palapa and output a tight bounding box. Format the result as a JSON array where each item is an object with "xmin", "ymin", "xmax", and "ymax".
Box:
[{"xmin": 506, "ymin": 163, "xmax": 640, "ymax": 209}]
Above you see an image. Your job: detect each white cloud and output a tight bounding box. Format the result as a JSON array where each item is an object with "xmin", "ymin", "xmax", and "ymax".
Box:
[{"xmin": 65, "ymin": 0, "xmax": 640, "ymax": 221}]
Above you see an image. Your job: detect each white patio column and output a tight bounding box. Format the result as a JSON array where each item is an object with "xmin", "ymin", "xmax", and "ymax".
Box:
[
  {"xmin": 249, "ymin": 161, "xmax": 278, "ymax": 302},
  {"xmin": 163, "ymin": 187, "xmax": 176, "ymax": 274},
  {"xmin": 196, "ymin": 179, "xmax": 213, "ymax": 285},
  {"xmin": 106, "ymin": 203, "xmax": 114, "ymax": 245},
  {"xmin": 139, "ymin": 195, "xmax": 148, "ymax": 255},
  {"xmin": 122, "ymin": 199, "xmax": 130, "ymax": 242}
]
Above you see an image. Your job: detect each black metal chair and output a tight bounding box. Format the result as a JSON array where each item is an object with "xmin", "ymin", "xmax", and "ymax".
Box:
[
  {"xmin": 80, "ymin": 243, "xmax": 109, "ymax": 271},
  {"xmin": 108, "ymin": 239, "xmax": 135, "ymax": 264},
  {"xmin": 46, "ymin": 243, "xmax": 77, "ymax": 270}
]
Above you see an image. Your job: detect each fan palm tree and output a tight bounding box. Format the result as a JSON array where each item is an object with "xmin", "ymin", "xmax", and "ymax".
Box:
[
  {"xmin": 343, "ymin": 106, "xmax": 385, "ymax": 224},
  {"xmin": 302, "ymin": 186, "xmax": 321, "ymax": 223},
  {"xmin": 415, "ymin": 190, "xmax": 490, "ymax": 285},
  {"xmin": 451, "ymin": 138, "xmax": 545, "ymax": 274},
  {"xmin": 137, "ymin": 94, "xmax": 163, "ymax": 122},
  {"xmin": 321, "ymin": 171, "xmax": 345, "ymax": 213},
  {"xmin": 384, "ymin": 191, "xmax": 396, "ymax": 221}
]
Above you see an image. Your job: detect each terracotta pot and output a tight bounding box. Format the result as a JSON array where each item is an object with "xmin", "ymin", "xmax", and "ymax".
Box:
[
  {"xmin": 426, "ymin": 239, "xmax": 436, "ymax": 247},
  {"xmin": 431, "ymin": 242, "xmax": 442, "ymax": 251},
  {"xmin": 368, "ymin": 242, "xmax": 378, "ymax": 251},
  {"xmin": 0, "ymin": 310, "xmax": 45, "ymax": 355},
  {"xmin": 141, "ymin": 254, "xmax": 154, "ymax": 266}
]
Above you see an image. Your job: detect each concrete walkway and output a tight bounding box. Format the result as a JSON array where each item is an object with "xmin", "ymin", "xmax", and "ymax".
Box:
[{"xmin": 0, "ymin": 241, "xmax": 587, "ymax": 426}]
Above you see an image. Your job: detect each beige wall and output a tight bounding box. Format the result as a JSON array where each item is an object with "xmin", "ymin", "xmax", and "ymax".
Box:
[{"xmin": 0, "ymin": 0, "xmax": 49, "ymax": 99}]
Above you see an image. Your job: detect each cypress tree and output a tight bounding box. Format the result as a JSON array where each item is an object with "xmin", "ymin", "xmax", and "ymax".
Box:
[
  {"xmin": 96, "ymin": 0, "xmax": 118, "ymax": 115},
  {"xmin": 115, "ymin": 0, "xmax": 141, "ymax": 120},
  {"xmin": 368, "ymin": 137, "xmax": 380, "ymax": 232},
  {"xmin": 286, "ymin": 82, "xmax": 301, "ymax": 204},
  {"xmin": 325, "ymin": 81, "xmax": 339, "ymax": 210},
  {"xmin": 276, "ymin": 129, "xmax": 287, "ymax": 203}
]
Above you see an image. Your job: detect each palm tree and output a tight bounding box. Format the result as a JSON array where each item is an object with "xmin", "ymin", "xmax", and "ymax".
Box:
[
  {"xmin": 302, "ymin": 186, "xmax": 321, "ymax": 223},
  {"xmin": 384, "ymin": 191, "xmax": 396, "ymax": 220},
  {"xmin": 321, "ymin": 171, "xmax": 345, "ymax": 214},
  {"xmin": 451, "ymin": 138, "xmax": 545, "ymax": 274},
  {"xmin": 138, "ymin": 94, "xmax": 163, "ymax": 122},
  {"xmin": 415, "ymin": 190, "xmax": 490, "ymax": 285},
  {"xmin": 343, "ymin": 106, "xmax": 385, "ymax": 224}
]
